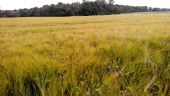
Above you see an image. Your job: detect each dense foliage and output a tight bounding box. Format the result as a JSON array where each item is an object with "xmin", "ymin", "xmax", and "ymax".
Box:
[{"xmin": 0, "ymin": 0, "xmax": 170, "ymax": 17}]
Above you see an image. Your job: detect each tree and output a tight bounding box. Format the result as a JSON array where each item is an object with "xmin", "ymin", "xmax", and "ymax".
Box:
[
  {"xmin": 0, "ymin": 10, "xmax": 3, "ymax": 17},
  {"xmin": 82, "ymin": 0, "xmax": 89, "ymax": 3},
  {"xmin": 0, "ymin": 1, "xmax": 169, "ymax": 17},
  {"xmin": 152, "ymin": 8, "xmax": 161, "ymax": 12},
  {"xmin": 19, "ymin": 8, "xmax": 30, "ymax": 17},
  {"xmin": 149, "ymin": 7, "xmax": 152, "ymax": 11},
  {"xmin": 109, "ymin": 0, "xmax": 114, "ymax": 4},
  {"xmin": 29, "ymin": 7, "xmax": 38, "ymax": 16},
  {"xmin": 70, "ymin": 3, "xmax": 81, "ymax": 16},
  {"xmin": 96, "ymin": 0, "xmax": 106, "ymax": 3}
]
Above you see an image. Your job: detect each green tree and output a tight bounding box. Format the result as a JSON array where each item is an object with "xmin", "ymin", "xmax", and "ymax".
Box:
[{"xmin": 109, "ymin": 0, "xmax": 114, "ymax": 4}]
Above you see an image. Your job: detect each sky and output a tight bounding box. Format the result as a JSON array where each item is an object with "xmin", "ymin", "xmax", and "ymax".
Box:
[{"xmin": 0, "ymin": 0, "xmax": 170, "ymax": 10}]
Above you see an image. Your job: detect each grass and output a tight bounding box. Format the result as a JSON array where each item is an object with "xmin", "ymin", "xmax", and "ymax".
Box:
[{"xmin": 0, "ymin": 12, "xmax": 170, "ymax": 96}]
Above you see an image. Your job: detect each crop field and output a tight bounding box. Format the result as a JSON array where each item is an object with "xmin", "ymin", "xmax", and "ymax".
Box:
[{"xmin": 0, "ymin": 12, "xmax": 170, "ymax": 96}]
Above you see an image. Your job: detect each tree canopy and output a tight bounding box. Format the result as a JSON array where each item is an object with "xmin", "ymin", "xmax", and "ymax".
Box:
[{"xmin": 0, "ymin": 0, "xmax": 169, "ymax": 17}]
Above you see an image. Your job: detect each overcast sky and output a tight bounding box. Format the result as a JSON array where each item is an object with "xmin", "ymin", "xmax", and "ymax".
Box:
[{"xmin": 0, "ymin": 0, "xmax": 170, "ymax": 10}]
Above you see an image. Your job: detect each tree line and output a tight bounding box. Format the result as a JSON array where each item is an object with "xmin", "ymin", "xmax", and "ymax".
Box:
[{"xmin": 0, "ymin": 0, "xmax": 170, "ymax": 17}]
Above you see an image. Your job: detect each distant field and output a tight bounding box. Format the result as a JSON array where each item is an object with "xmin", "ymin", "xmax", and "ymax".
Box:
[{"xmin": 0, "ymin": 13, "xmax": 170, "ymax": 96}]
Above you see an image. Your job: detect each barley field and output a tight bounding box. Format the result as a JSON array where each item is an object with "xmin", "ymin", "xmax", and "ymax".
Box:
[{"xmin": 0, "ymin": 12, "xmax": 170, "ymax": 96}]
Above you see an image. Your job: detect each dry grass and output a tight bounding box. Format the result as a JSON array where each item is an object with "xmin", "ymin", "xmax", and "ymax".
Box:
[{"xmin": 0, "ymin": 12, "xmax": 170, "ymax": 96}]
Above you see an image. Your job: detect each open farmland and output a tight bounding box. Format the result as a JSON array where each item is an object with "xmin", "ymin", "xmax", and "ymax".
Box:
[{"xmin": 0, "ymin": 13, "xmax": 170, "ymax": 96}]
